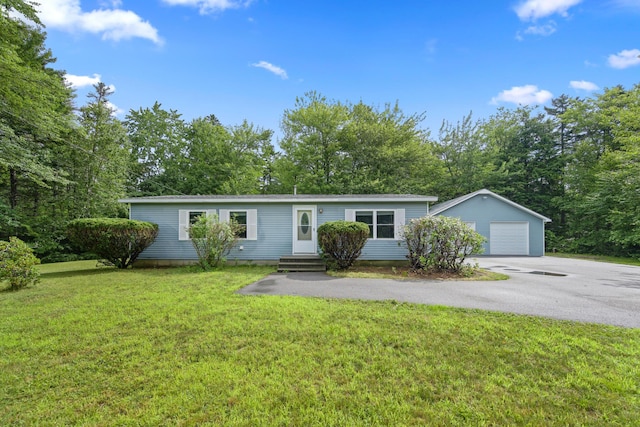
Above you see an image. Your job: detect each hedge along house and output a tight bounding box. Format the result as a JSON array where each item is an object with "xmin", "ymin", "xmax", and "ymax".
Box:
[
  {"xmin": 119, "ymin": 194, "xmax": 438, "ymax": 267},
  {"xmin": 429, "ymin": 189, "xmax": 551, "ymax": 256}
]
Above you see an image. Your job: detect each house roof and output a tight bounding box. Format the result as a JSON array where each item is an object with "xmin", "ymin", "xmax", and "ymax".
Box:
[
  {"xmin": 430, "ymin": 189, "xmax": 552, "ymax": 222},
  {"xmin": 119, "ymin": 194, "xmax": 438, "ymax": 204}
]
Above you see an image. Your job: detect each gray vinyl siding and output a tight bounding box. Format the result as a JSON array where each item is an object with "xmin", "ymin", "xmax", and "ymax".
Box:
[
  {"xmin": 434, "ymin": 195, "xmax": 546, "ymax": 256},
  {"xmin": 130, "ymin": 200, "xmax": 431, "ymax": 261},
  {"xmin": 130, "ymin": 204, "xmax": 191, "ymax": 260},
  {"xmin": 131, "ymin": 203, "xmax": 293, "ymax": 261},
  {"xmin": 226, "ymin": 203, "xmax": 291, "ymax": 261}
]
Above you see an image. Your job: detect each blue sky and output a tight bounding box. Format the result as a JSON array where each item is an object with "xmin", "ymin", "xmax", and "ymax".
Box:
[{"xmin": 37, "ymin": 0, "xmax": 640, "ymax": 141}]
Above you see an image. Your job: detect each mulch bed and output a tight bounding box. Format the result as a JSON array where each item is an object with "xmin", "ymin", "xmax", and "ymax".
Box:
[{"xmin": 343, "ymin": 265, "xmax": 470, "ymax": 280}]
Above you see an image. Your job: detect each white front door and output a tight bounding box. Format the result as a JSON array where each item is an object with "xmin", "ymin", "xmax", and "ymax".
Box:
[{"xmin": 293, "ymin": 206, "xmax": 316, "ymax": 254}]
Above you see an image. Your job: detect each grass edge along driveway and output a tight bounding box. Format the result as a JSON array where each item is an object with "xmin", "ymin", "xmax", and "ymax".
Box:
[{"xmin": 1, "ymin": 261, "xmax": 638, "ymax": 426}]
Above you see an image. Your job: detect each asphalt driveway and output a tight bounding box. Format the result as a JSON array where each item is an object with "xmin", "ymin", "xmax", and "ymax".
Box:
[{"xmin": 238, "ymin": 257, "xmax": 640, "ymax": 328}]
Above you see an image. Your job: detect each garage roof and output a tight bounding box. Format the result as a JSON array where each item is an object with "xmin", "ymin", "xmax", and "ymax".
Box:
[{"xmin": 430, "ymin": 189, "xmax": 552, "ymax": 222}]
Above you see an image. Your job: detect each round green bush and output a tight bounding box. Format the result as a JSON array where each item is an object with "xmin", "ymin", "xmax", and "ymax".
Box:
[
  {"xmin": 0, "ymin": 236, "xmax": 40, "ymax": 290},
  {"xmin": 67, "ymin": 218, "xmax": 159, "ymax": 269},
  {"xmin": 318, "ymin": 220, "xmax": 370, "ymax": 270}
]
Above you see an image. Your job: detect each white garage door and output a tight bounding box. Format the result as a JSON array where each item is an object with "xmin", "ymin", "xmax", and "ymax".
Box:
[{"xmin": 490, "ymin": 222, "xmax": 529, "ymax": 255}]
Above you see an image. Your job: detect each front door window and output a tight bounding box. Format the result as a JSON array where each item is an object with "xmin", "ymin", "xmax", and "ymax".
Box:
[{"xmin": 298, "ymin": 211, "xmax": 312, "ymax": 241}]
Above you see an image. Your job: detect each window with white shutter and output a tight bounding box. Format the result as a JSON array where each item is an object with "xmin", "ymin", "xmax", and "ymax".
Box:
[
  {"xmin": 219, "ymin": 208, "xmax": 257, "ymax": 240},
  {"xmin": 178, "ymin": 209, "xmax": 216, "ymax": 240}
]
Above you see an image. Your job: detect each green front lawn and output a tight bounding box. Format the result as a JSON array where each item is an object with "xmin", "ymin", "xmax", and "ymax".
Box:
[
  {"xmin": 1, "ymin": 262, "xmax": 638, "ymax": 425},
  {"xmin": 548, "ymin": 252, "xmax": 640, "ymax": 267}
]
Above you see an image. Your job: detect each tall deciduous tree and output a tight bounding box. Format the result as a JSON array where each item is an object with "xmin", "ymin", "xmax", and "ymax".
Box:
[
  {"xmin": 482, "ymin": 106, "xmax": 563, "ymax": 223},
  {"xmin": 434, "ymin": 112, "xmax": 498, "ymax": 200},
  {"xmin": 278, "ymin": 92, "xmax": 443, "ymax": 195},
  {"xmin": 561, "ymin": 84, "xmax": 640, "ymax": 255},
  {"xmin": 279, "ymin": 91, "xmax": 349, "ymax": 193},
  {"xmin": 125, "ymin": 102, "xmax": 187, "ymax": 195},
  {"xmin": 164, "ymin": 116, "xmax": 273, "ymax": 195},
  {"xmin": 0, "ymin": 0, "xmax": 75, "ymax": 243},
  {"xmin": 227, "ymin": 120, "xmax": 274, "ymax": 194},
  {"xmin": 340, "ymin": 101, "xmax": 442, "ymax": 195}
]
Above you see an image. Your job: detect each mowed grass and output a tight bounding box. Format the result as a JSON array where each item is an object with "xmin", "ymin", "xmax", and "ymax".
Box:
[
  {"xmin": 548, "ymin": 252, "xmax": 640, "ymax": 267},
  {"xmin": 1, "ymin": 262, "xmax": 639, "ymax": 426}
]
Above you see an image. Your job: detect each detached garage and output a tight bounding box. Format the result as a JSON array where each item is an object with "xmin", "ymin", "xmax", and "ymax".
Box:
[{"xmin": 431, "ymin": 189, "xmax": 551, "ymax": 256}]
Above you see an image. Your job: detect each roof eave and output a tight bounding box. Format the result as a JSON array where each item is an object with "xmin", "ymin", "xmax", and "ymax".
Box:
[{"xmin": 119, "ymin": 196, "xmax": 439, "ymax": 204}]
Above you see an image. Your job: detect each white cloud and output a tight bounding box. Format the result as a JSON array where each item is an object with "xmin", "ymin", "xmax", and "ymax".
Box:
[
  {"xmin": 570, "ymin": 80, "xmax": 599, "ymax": 91},
  {"xmin": 99, "ymin": 0, "xmax": 123, "ymax": 7},
  {"xmin": 36, "ymin": 0, "xmax": 162, "ymax": 45},
  {"xmin": 514, "ymin": 0, "xmax": 582, "ymax": 20},
  {"xmin": 251, "ymin": 61, "xmax": 288, "ymax": 79},
  {"xmin": 64, "ymin": 73, "xmax": 102, "ymax": 88},
  {"xmin": 106, "ymin": 101, "xmax": 124, "ymax": 117},
  {"xmin": 609, "ymin": 0, "xmax": 640, "ymax": 11},
  {"xmin": 524, "ymin": 22, "xmax": 557, "ymax": 36},
  {"xmin": 607, "ymin": 49, "xmax": 640, "ymax": 69},
  {"xmin": 161, "ymin": 0, "xmax": 253, "ymax": 14},
  {"xmin": 491, "ymin": 85, "xmax": 553, "ymax": 105},
  {"xmin": 64, "ymin": 74, "xmax": 122, "ymax": 116},
  {"xmin": 65, "ymin": 74, "xmax": 117, "ymax": 97}
]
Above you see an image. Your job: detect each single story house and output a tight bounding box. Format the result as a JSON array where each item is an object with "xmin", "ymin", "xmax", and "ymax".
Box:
[
  {"xmin": 119, "ymin": 194, "xmax": 437, "ymax": 266},
  {"xmin": 119, "ymin": 189, "xmax": 551, "ymax": 266},
  {"xmin": 429, "ymin": 189, "xmax": 551, "ymax": 256}
]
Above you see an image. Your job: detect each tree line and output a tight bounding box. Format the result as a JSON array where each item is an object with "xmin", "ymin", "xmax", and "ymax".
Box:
[{"xmin": 2, "ymin": 1, "xmax": 639, "ymax": 260}]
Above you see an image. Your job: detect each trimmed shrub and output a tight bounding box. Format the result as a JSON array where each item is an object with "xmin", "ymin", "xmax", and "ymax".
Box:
[
  {"xmin": 403, "ymin": 216, "xmax": 485, "ymax": 273},
  {"xmin": 188, "ymin": 213, "xmax": 243, "ymax": 270},
  {"xmin": 67, "ymin": 218, "xmax": 159, "ymax": 269},
  {"xmin": 0, "ymin": 236, "xmax": 40, "ymax": 290},
  {"xmin": 318, "ymin": 220, "xmax": 370, "ymax": 270}
]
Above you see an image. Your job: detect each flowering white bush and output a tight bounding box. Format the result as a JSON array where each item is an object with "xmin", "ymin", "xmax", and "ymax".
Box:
[{"xmin": 403, "ymin": 216, "xmax": 485, "ymax": 273}]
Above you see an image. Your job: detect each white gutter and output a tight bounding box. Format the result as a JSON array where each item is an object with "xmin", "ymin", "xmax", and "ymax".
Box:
[{"xmin": 119, "ymin": 196, "xmax": 439, "ymax": 204}]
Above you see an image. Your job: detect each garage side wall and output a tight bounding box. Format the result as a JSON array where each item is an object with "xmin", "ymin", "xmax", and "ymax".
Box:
[{"xmin": 435, "ymin": 195, "xmax": 546, "ymax": 256}]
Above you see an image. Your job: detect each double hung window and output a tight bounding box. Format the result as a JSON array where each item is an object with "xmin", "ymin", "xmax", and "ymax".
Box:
[
  {"xmin": 219, "ymin": 209, "xmax": 258, "ymax": 240},
  {"xmin": 179, "ymin": 209, "xmax": 257, "ymax": 241},
  {"xmin": 349, "ymin": 209, "xmax": 404, "ymax": 239},
  {"xmin": 189, "ymin": 211, "xmax": 205, "ymax": 226},
  {"xmin": 230, "ymin": 211, "xmax": 248, "ymax": 239}
]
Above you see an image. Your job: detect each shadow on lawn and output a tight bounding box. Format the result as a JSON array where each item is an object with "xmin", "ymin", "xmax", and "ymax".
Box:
[
  {"xmin": 39, "ymin": 268, "xmax": 119, "ymax": 279},
  {"xmin": 36, "ymin": 264, "xmax": 274, "ymax": 282},
  {"xmin": 38, "ymin": 265, "xmax": 230, "ymax": 279}
]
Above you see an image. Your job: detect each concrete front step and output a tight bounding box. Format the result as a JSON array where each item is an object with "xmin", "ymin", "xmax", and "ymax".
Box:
[{"xmin": 277, "ymin": 255, "xmax": 326, "ymax": 272}]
